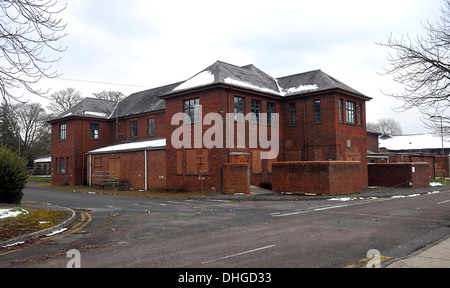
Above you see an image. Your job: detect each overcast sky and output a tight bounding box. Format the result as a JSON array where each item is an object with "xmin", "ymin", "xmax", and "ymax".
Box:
[{"xmin": 22, "ymin": 0, "xmax": 446, "ymax": 134}]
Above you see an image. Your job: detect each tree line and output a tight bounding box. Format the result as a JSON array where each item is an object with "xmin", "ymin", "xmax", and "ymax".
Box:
[{"xmin": 0, "ymin": 89, "xmax": 125, "ymax": 166}]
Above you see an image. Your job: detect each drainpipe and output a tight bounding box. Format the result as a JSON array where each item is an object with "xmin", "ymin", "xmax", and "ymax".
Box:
[
  {"xmin": 145, "ymin": 150, "xmax": 148, "ymax": 191},
  {"xmin": 89, "ymin": 154, "xmax": 92, "ymax": 187}
]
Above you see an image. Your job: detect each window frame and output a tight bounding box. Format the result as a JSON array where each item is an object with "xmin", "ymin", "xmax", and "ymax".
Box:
[
  {"xmin": 346, "ymin": 101, "xmax": 356, "ymax": 124},
  {"xmin": 130, "ymin": 120, "xmax": 138, "ymax": 137},
  {"xmin": 60, "ymin": 157, "xmax": 65, "ymax": 174},
  {"xmin": 289, "ymin": 103, "xmax": 296, "ymax": 125},
  {"xmin": 339, "ymin": 99, "xmax": 344, "ymax": 123},
  {"xmin": 234, "ymin": 96, "xmax": 245, "ymax": 121},
  {"xmin": 184, "ymin": 98, "xmax": 200, "ymax": 123},
  {"xmin": 59, "ymin": 124, "xmax": 67, "ymax": 140},
  {"xmin": 314, "ymin": 99, "xmax": 321, "ymax": 123},
  {"xmin": 251, "ymin": 99, "xmax": 261, "ymax": 123},
  {"xmin": 89, "ymin": 123, "xmax": 99, "ymax": 140},
  {"xmin": 148, "ymin": 118, "xmax": 155, "ymax": 136},
  {"xmin": 267, "ymin": 102, "xmax": 275, "ymax": 125}
]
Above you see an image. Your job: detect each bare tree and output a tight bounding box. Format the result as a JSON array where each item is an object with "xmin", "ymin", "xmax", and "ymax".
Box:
[
  {"xmin": 12, "ymin": 102, "xmax": 46, "ymax": 148},
  {"xmin": 378, "ymin": 1, "xmax": 450, "ymax": 119},
  {"xmin": 367, "ymin": 118, "xmax": 403, "ymax": 135},
  {"xmin": 46, "ymin": 87, "xmax": 83, "ymax": 116},
  {"xmin": 93, "ymin": 90, "xmax": 125, "ymax": 102},
  {"xmin": 0, "ymin": 0, "xmax": 67, "ymax": 102}
]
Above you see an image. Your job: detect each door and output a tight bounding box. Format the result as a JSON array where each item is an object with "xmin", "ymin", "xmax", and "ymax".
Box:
[{"xmin": 108, "ymin": 157, "xmax": 121, "ymax": 180}]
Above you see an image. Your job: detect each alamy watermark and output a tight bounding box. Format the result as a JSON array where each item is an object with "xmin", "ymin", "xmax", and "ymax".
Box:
[
  {"xmin": 67, "ymin": 249, "xmax": 81, "ymax": 268},
  {"xmin": 171, "ymin": 105, "xmax": 279, "ymax": 160}
]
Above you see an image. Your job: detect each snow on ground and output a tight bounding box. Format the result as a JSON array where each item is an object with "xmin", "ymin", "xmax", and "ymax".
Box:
[
  {"xmin": 0, "ymin": 208, "xmax": 29, "ymax": 219},
  {"xmin": 430, "ymin": 182, "xmax": 444, "ymax": 187}
]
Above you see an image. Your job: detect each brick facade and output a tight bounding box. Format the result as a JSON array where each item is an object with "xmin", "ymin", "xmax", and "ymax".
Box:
[
  {"xmin": 368, "ymin": 163, "xmax": 430, "ymax": 188},
  {"xmin": 272, "ymin": 161, "xmax": 362, "ymax": 195},
  {"xmin": 223, "ymin": 163, "xmax": 250, "ymax": 194},
  {"xmin": 49, "ymin": 61, "xmax": 371, "ymax": 195}
]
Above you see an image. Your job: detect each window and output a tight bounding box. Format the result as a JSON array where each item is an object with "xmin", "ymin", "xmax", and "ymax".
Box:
[
  {"xmin": 251, "ymin": 99, "xmax": 261, "ymax": 123},
  {"xmin": 267, "ymin": 102, "xmax": 275, "ymax": 125},
  {"xmin": 59, "ymin": 124, "xmax": 66, "ymax": 140},
  {"xmin": 339, "ymin": 99, "xmax": 344, "ymax": 122},
  {"xmin": 131, "ymin": 120, "xmax": 138, "ymax": 137},
  {"xmin": 358, "ymin": 103, "xmax": 363, "ymax": 126},
  {"xmin": 184, "ymin": 98, "xmax": 200, "ymax": 122},
  {"xmin": 289, "ymin": 103, "xmax": 296, "ymax": 125},
  {"xmin": 314, "ymin": 100, "xmax": 321, "ymax": 123},
  {"xmin": 234, "ymin": 96, "xmax": 244, "ymax": 121},
  {"xmin": 148, "ymin": 118, "xmax": 155, "ymax": 136},
  {"xmin": 89, "ymin": 123, "xmax": 99, "ymax": 139},
  {"xmin": 66, "ymin": 157, "xmax": 69, "ymax": 174},
  {"xmin": 346, "ymin": 101, "xmax": 356, "ymax": 124},
  {"xmin": 60, "ymin": 157, "xmax": 65, "ymax": 174}
]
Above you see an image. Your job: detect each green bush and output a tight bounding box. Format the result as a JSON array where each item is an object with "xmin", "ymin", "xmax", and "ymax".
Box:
[{"xmin": 0, "ymin": 145, "xmax": 28, "ymax": 204}]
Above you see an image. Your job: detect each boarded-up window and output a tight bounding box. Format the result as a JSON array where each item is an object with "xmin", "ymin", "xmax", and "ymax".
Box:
[
  {"xmin": 185, "ymin": 149, "xmax": 208, "ymax": 175},
  {"xmin": 94, "ymin": 156, "xmax": 102, "ymax": 168},
  {"xmin": 251, "ymin": 150, "xmax": 262, "ymax": 174},
  {"xmin": 186, "ymin": 150, "xmax": 198, "ymax": 175}
]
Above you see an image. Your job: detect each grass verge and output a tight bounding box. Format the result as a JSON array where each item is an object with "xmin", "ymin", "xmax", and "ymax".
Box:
[{"xmin": 0, "ymin": 206, "xmax": 71, "ymax": 242}]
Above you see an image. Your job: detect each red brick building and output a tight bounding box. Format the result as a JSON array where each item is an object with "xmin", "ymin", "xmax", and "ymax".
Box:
[{"xmin": 49, "ymin": 61, "xmax": 371, "ymax": 194}]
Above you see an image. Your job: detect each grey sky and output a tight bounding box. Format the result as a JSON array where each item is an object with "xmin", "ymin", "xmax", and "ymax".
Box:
[{"xmin": 20, "ymin": 0, "xmax": 445, "ymax": 134}]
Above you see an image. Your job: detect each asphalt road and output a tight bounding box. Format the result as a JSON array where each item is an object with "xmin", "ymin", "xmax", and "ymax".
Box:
[{"xmin": 1, "ymin": 184, "xmax": 449, "ymax": 268}]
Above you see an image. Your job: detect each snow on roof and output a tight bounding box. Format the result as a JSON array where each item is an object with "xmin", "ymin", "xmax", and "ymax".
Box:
[
  {"xmin": 283, "ymin": 84, "xmax": 319, "ymax": 95},
  {"xmin": 379, "ymin": 134, "xmax": 450, "ymax": 151},
  {"xmin": 34, "ymin": 157, "xmax": 51, "ymax": 163},
  {"xmin": 172, "ymin": 70, "xmax": 215, "ymax": 92},
  {"xmin": 224, "ymin": 77, "xmax": 281, "ymax": 95},
  {"xmin": 87, "ymin": 138, "xmax": 166, "ymax": 154}
]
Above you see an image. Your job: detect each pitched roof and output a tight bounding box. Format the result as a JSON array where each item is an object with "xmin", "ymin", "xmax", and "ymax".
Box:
[
  {"xmin": 52, "ymin": 97, "xmax": 118, "ymax": 121},
  {"xmin": 87, "ymin": 138, "xmax": 166, "ymax": 154},
  {"xmin": 277, "ymin": 69, "xmax": 366, "ymax": 97},
  {"xmin": 162, "ymin": 61, "xmax": 369, "ymax": 98},
  {"xmin": 114, "ymin": 81, "xmax": 181, "ymax": 117},
  {"xmin": 51, "ymin": 61, "xmax": 369, "ymax": 121},
  {"xmin": 379, "ymin": 134, "xmax": 450, "ymax": 151}
]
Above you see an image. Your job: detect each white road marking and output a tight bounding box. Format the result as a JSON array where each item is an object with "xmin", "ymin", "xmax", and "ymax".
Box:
[{"xmin": 202, "ymin": 245, "xmax": 276, "ymax": 264}]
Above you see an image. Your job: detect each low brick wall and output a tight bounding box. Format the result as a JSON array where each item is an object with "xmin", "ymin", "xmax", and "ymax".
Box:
[
  {"xmin": 223, "ymin": 163, "xmax": 250, "ymax": 195},
  {"xmin": 272, "ymin": 161, "xmax": 362, "ymax": 195},
  {"xmin": 368, "ymin": 163, "xmax": 429, "ymax": 188}
]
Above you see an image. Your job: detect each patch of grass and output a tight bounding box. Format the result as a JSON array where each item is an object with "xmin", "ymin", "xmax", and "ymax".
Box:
[
  {"xmin": 27, "ymin": 176, "xmax": 51, "ymax": 182},
  {"xmin": 431, "ymin": 178, "xmax": 450, "ymax": 186},
  {"xmin": 0, "ymin": 206, "xmax": 71, "ymax": 242}
]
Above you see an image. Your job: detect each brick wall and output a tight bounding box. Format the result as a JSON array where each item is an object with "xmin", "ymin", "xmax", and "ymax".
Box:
[
  {"xmin": 223, "ymin": 163, "xmax": 250, "ymax": 194},
  {"xmin": 368, "ymin": 163, "xmax": 430, "ymax": 188},
  {"xmin": 272, "ymin": 161, "xmax": 362, "ymax": 195},
  {"xmin": 435, "ymin": 155, "xmax": 450, "ymax": 178}
]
